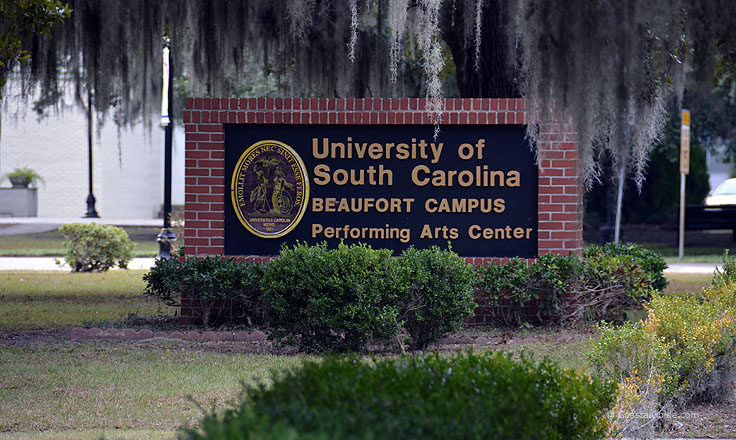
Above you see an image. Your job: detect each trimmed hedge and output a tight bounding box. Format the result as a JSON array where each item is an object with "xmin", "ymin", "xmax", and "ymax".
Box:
[
  {"xmin": 182, "ymin": 352, "xmax": 616, "ymax": 440},
  {"xmin": 261, "ymin": 242, "xmax": 403, "ymax": 353},
  {"xmin": 397, "ymin": 245, "xmax": 477, "ymax": 349},
  {"xmin": 482, "ymin": 253, "xmax": 578, "ymax": 325},
  {"xmin": 143, "ymin": 255, "xmax": 262, "ymax": 326},
  {"xmin": 143, "ymin": 242, "xmax": 668, "ymax": 349}
]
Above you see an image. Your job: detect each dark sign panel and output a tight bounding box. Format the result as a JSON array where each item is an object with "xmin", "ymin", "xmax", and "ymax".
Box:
[{"xmin": 225, "ymin": 124, "xmax": 537, "ymax": 257}]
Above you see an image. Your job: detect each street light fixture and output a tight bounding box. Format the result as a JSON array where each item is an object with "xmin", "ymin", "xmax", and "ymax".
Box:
[
  {"xmin": 84, "ymin": 89, "xmax": 99, "ymax": 218},
  {"xmin": 157, "ymin": 36, "xmax": 176, "ymax": 258}
]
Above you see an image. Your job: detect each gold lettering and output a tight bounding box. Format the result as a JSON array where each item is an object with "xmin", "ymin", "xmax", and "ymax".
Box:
[
  {"xmin": 412, "ymin": 165, "xmax": 430, "ymax": 186},
  {"xmin": 507, "ymin": 171, "xmax": 521, "ymax": 187},
  {"xmin": 420, "ymin": 224, "xmax": 433, "ymax": 239},
  {"xmin": 368, "ymin": 143, "xmax": 383, "ymax": 159},
  {"xmin": 313, "ymin": 164, "xmax": 331, "ymax": 185},
  {"xmin": 312, "ymin": 223, "xmax": 323, "ymax": 237},
  {"xmin": 312, "ymin": 198, "xmax": 324, "ymax": 212},
  {"xmin": 313, "ymin": 138, "xmax": 328, "ymax": 159}
]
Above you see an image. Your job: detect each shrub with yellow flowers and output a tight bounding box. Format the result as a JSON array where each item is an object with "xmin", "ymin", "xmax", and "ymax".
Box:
[{"xmin": 589, "ymin": 277, "xmax": 736, "ymax": 436}]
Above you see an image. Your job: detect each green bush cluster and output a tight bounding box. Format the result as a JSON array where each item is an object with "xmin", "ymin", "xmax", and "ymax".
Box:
[
  {"xmin": 583, "ymin": 242, "xmax": 668, "ymax": 292},
  {"xmin": 261, "ymin": 242, "xmax": 402, "ymax": 353},
  {"xmin": 482, "ymin": 254, "xmax": 578, "ymax": 325},
  {"xmin": 398, "ymin": 246, "xmax": 477, "ymax": 349},
  {"xmin": 58, "ymin": 223, "xmax": 134, "ymax": 272},
  {"xmin": 182, "ymin": 351, "xmax": 616, "ymax": 440},
  {"xmin": 144, "ymin": 255, "xmax": 262, "ymax": 327},
  {"xmin": 481, "ymin": 243, "xmax": 666, "ymax": 325},
  {"xmin": 712, "ymin": 250, "xmax": 736, "ymax": 288},
  {"xmin": 145, "ymin": 243, "xmax": 477, "ymax": 352},
  {"xmin": 261, "ymin": 243, "xmax": 477, "ymax": 352}
]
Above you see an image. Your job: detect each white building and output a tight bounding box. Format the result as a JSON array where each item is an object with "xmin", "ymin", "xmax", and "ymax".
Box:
[{"xmin": 0, "ymin": 93, "xmax": 184, "ymax": 219}]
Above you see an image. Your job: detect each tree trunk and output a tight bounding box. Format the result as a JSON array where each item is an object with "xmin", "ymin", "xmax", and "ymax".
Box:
[{"xmin": 440, "ymin": 0, "xmax": 519, "ymax": 98}]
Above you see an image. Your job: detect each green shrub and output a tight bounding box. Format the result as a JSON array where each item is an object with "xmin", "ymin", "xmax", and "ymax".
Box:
[
  {"xmin": 143, "ymin": 255, "xmax": 262, "ymax": 326},
  {"xmin": 481, "ymin": 246, "xmax": 664, "ymax": 326},
  {"xmin": 182, "ymin": 352, "xmax": 616, "ymax": 440},
  {"xmin": 481, "ymin": 254, "xmax": 579, "ymax": 326},
  {"xmin": 583, "ymin": 242, "xmax": 668, "ymax": 292},
  {"xmin": 712, "ymin": 250, "xmax": 736, "ymax": 288},
  {"xmin": 58, "ymin": 223, "xmax": 134, "ymax": 272},
  {"xmin": 261, "ymin": 242, "xmax": 402, "ymax": 353},
  {"xmin": 568, "ymin": 254, "xmax": 655, "ymax": 322},
  {"xmin": 397, "ymin": 245, "xmax": 477, "ymax": 349}
]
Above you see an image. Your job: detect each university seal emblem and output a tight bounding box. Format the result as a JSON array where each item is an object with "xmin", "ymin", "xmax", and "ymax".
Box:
[{"xmin": 231, "ymin": 140, "xmax": 309, "ymax": 238}]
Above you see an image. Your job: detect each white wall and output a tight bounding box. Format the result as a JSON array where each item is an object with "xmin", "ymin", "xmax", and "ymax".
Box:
[{"xmin": 1, "ymin": 92, "xmax": 184, "ymax": 219}]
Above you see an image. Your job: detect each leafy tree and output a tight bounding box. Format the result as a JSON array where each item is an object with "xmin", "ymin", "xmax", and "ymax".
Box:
[{"xmin": 0, "ymin": 0, "xmax": 70, "ymax": 94}]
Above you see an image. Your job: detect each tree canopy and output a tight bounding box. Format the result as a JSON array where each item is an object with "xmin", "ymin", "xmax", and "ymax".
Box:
[
  {"xmin": 4, "ymin": 0, "xmax": 736, "ymax": 186},
  {"xmin": 0, "ymin": 0, "xmax": 70, "ymax": 95}
]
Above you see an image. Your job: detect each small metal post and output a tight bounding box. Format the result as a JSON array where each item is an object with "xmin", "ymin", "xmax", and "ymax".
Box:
[{"xmin": 679, "ymin": 172, "xmax": 686, "ymax": 260}]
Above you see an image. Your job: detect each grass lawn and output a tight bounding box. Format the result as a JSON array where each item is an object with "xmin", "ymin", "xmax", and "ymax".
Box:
[
  {"xmin": 0, "ymin": 269, "xmax": 717, "ymax": 439},
  {"xmin": 664, "ymin": 272, "xmax": 713, "ymax": 294},
  {"xmin": 0, "ymin": 226, "xmax": 160, "ymax": 257},
  {"xmin": 637, "ymin": 242, "xmax": 735, "ymax": 263},
  {"xmin": 0, "ymin": 270, "xmax": 175, "ymax": 330},
  {"xmin": 0, "ymin": 343, "xmax": 304, "ymax": 436},
  {"xmin": 0, "ymin": 428, "xmax": 176, "ymax": 440}
]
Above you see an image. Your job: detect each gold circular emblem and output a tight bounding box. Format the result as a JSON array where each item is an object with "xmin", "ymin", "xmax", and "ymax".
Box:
[{"xmin": 231, "ymin": 140, "xmax": 310, "ymax": 238}]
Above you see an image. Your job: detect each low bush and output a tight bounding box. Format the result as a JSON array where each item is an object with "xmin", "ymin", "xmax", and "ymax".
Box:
[
  {"xmin": 58, "ymin": 223, "xmax": 134, "ymax": 272},
  {"xmin": 583, "ymin": 242, "xmax": 668, "ymax": 292},
  {"xmin": 481, "ymin": 244, "xmax": 666, "ymax": 326},
  {"xmin": 566, "ymin": 254, "xmax": 655, "ymax": 323},
  {"xmin": 182, "ymin": 351, "xmax": 616, "ymax": 440},
  {"xmin": 261, "ymin": 242, "xmax": 402, "ymax": 353},
  {"xmin": 481, "ymin": 254, "xmax": 580, "ymax": 325},
  {"xmin": 712, "ymin": 250, "xmax": 736, "ymax": 288},
  {"xmin": 589, "ymin": 282, "xmax": 736, "ymax": 436},
  {"xmin": 143, "ymin": 255, "xmax": 262, "ymax": 326},
  {"xmin": 397, "ymin": 245, "xmax": 477, "ymax": 350}
]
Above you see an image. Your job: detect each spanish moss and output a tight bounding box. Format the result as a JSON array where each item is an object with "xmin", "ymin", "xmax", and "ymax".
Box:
[{"xmin": 5, "ymin": 0, "xmax": 736, "ymax": 186}]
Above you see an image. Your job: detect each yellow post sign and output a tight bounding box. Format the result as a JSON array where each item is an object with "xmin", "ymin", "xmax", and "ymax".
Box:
[
  {"xmin": 679, "ymin": 109, "xmax": 690, "ymax": 259},
  {"xmin": 680, "ymin": 110, "xmax": 691, "ymax": 175}
]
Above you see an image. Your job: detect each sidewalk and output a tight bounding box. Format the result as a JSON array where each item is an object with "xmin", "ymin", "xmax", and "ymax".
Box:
[
  {"xmin": 0, "ymin": 257, "xmax": 157, "ymax": 271},
  {"xmin": 0, "ymin": 217, "xmax": 162, "ymax": 227}
]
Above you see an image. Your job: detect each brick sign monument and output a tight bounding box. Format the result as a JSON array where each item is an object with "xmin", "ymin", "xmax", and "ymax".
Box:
[{"xmin": 184, "ymin": 97, "xmax": 582, "ymax": 267}]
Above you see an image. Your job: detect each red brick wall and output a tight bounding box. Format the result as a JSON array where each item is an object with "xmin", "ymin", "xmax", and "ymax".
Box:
[{"xmin": 182, "ymin": 97, "xmax": 582, "ymax": 325}]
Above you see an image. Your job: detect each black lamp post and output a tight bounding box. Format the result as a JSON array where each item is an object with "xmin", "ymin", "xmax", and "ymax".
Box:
[
  {"xmin": 84, "ymin": 89, "xmax": 99, "ymax": 218},
  {"xmin": 157, "ymin": 37, "xmax": 176, "ymax": 258}
]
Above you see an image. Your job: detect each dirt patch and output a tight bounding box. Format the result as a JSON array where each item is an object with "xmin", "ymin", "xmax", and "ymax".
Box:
[{"xmin": 667, "ymin": 401, "xmax": 736, "ymax": 438}]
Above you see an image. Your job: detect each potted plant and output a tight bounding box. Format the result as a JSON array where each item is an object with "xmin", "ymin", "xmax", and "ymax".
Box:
[{"xmin": 3, "ymin": 167, "xmax": 44, "ymax": 188}]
